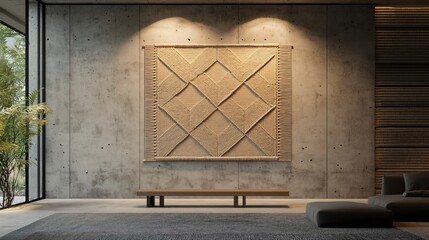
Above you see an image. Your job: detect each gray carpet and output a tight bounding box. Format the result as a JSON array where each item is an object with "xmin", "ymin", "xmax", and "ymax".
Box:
[{"xmin": 1, "ymin": 213, "xmax": 424, "ymax": 240}]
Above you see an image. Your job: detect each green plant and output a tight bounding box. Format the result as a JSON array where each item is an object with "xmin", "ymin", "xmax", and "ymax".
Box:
[
  {"xmin": 0, "ymin": 92, "xmax": 50, "ymax": 208},
  {"xmin": 0, "ymin": 24, "xmax": 50, "ymax": 208}
]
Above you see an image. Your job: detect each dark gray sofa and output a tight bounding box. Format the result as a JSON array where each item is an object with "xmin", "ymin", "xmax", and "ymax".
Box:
[{"xmin": 368, "ymin": 175, "xmax": 429, "ymax": 221}]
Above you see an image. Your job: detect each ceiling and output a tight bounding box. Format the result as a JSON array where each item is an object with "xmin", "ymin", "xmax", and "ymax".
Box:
[{"xmin": 0, "ymin": 0, "xmax": 25, "ymax": 33}]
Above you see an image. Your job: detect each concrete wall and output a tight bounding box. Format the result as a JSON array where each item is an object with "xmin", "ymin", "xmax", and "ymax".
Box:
[{"xmin": 45, "ymin": 5, "xmax": 374, "ymax": 198}]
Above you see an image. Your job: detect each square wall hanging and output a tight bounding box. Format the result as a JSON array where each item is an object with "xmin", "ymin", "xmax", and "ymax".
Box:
[{"xmin": 144, "ymin": 45, "xmax": 291, "ymax": 161}]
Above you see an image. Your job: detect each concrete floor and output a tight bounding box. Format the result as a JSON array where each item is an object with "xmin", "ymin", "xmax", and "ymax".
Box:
[{"xmin": 0, "ymin": 198, "xmax": 428, "ymax": 239}]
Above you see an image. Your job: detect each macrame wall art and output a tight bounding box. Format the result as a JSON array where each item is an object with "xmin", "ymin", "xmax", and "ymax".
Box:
[{"xmin": 144, "ymin": 45, "xmax": 291, "ymax": 161}]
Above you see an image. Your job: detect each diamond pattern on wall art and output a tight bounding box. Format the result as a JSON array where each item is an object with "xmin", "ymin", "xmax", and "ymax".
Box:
[{"xmin": 145, "ymin": 45, "xmax": 292, "ymax": 161}]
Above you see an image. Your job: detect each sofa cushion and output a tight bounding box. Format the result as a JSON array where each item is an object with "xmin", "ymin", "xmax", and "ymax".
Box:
[
  {"xmin": 368, "ymin": 195, "xmax": 429, "ymax": 221},
  {"xmin": 306, "ymin": 201, "xmax": 393, "ymax": 228},
  {"xmin": 402, "ymin": 190, "xmax": 429, "ymax": 197},
  {"xmin": 382, "ymin": 175, "xmax": 405, "ymax": 195},
  {"xmin": 403, "ymin": 171, "xmax": 429, "ymax": 191}
]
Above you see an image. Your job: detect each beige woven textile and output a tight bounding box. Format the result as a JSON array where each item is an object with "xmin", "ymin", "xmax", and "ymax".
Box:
[{"xmin": 145, "ymin": 45, "xmax": 291, "ymax": 161}]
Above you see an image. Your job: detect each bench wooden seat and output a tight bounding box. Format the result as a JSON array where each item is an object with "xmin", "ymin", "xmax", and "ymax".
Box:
[{"xmin": 136, "ymin": 189, "xmax": 289, "ymax": 207}]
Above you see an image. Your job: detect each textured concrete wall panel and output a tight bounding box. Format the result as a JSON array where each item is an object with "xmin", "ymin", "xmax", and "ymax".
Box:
[
  {"xmin": 44, "ymin": 4, "xmax": 375, "ymax": 198},
  {"xmin": 45, "ymin": 6, "xmax": 71, "ymax": 198},
  {"xmin": 70, "ymin": 6, "xmax": 140, "ymax": 197},
  {"xmin": 238, "ymin": 6, "xmax": 327, "ymax": 197},
  {"xmin": 139, "ymin": 5, "xmax": 238, "ymax": 45},
  {"xmin": 139, "ymin": 5, "xmax": 240, "ymax": 190},
  {"xmin": 327, "ymin": 5, "xmax": 375, "ymax": 198},
  {"xmin": 140, "ymin": 162, "xmax": 238, "ymax": 189},
  {"xmin": 27, "ymin": 2, "xmax": 40, "ymax": 200}
]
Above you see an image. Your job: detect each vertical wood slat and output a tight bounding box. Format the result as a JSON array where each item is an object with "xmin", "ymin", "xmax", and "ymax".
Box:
[{"xmin": 375, "ymin": 6, "xmax": 429, "ymax": 194}]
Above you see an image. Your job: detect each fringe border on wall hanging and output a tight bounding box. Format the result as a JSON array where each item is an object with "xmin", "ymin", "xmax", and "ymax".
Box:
[{"xmin": 144, "ymin": 45, "xmax": 292, "ymax": 161}]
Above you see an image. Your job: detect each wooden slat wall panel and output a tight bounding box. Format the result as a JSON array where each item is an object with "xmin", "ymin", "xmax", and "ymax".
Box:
[
  {"xmin": 376, "ymin": 148, "xmax": 429, "ymax": 169},
  {"xmin": 376, "ymin": 107, "xmax": 429, "ymax": 127},
  {"xmin": 376, "ymin": 30, "xmax": 429, "ymax": 63},
  {"xmin": 376, "ymin": 87, "xmax": 429, "ymax": 106},
  {"xmin": 376, "ymin": 7, "xmax": 429, "ymax": 27},
  {"xmin": 376, "ymin": 65, "xmax": 429, "ymax": 86},
  {"xmin": 375, "ymin": 6, "xmax": 429, "ymax": 193},
  {"xmin": 376, "ymin": 128, "xmax": 429, "ymax": 147}
]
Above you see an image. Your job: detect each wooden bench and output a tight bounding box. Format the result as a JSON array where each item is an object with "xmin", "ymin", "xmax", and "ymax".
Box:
[{"xmin": 136, "ymin": 189, "xmax": 289, "ymax": 207}]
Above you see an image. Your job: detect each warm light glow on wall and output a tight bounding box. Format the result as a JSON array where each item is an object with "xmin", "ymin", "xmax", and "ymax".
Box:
[
  {"xmin": 239, "ymin": 17, "xmax": 291, "ymax": 39},
  {"xmin": 140, "ymin": 17, "xmax": 237, "ymax": 44}
]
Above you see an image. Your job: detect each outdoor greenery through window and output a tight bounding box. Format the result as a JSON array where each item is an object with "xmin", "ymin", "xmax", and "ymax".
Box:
[
  {"xmin": 0, "ymin": 22, "xmax": 49, "ymax": 209},
  {"xmin": 0, "ymin": 23, "xmax": 26, "ymax": 208}
]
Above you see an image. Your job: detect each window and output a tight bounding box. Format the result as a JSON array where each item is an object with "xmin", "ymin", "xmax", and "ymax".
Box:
[{"xmin": 0, "ymin": 22, "xmax": 27, "ymax": 208}]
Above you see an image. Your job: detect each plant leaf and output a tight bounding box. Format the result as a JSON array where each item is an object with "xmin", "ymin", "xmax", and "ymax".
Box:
[{"xmin": 0, "ymin": 142, "xmax": 16, "ymax": 151}]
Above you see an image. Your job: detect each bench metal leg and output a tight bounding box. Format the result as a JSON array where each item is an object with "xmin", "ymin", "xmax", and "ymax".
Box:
[
  {"xmin": 242, "ymin": 196, "xmax": 246, "ymax": 207},
  {"xmin": 147, "ymin": 196, "xmax": 155, "ymax": 207},
  {"xmin": 159, "ymin": 196, "xmax": 164, "ymax": 207},
  {"xmin": 234, "ymin": 196, "xmax": 239, "ymax": 207}
]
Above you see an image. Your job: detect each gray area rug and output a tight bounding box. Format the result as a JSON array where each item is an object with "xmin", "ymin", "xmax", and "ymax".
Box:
[{"xmin": 1, "ymin": 213, "xmax": 424, "ymax": 240}]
